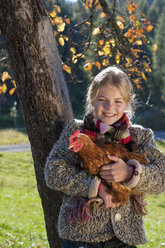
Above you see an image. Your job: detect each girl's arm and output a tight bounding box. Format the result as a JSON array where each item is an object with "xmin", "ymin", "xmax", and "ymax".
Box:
[
  {"xmin": 125, "ymin": 126, "xmax": 165, "ymax": 194},
  {"xmin": 44, "ymin": 120, "xmax": 101, "ymax": 198}
]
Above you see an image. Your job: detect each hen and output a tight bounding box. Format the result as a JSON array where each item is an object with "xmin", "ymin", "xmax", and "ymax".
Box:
[{"xmin": 68, "ymin": 130, "xmax": 148, "ymax": 206}]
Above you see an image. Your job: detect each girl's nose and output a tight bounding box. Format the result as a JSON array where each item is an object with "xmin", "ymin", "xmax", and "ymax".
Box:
[{"xmin": 105, "ymin": 101, "xmax": 113, "ymax": 109}]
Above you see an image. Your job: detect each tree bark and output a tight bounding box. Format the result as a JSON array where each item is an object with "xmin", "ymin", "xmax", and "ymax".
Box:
[{"xmin": 0, "ymin": 0, "xmax": 73, "ymax": 247}]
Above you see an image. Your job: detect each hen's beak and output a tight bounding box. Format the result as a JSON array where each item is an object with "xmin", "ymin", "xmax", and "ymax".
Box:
[{"xmin": 68, "ymin": 143, "xmax": 74, "ymax": 149}]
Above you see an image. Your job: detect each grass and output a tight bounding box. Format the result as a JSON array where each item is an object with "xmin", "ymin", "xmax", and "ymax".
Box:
[
  {"xmin": 0, "ymin": 151, "xmax": 49, "ymax": 248},
  {"xmin": 0, "ymin": 133, "xmax": 165, "ymax": 247},
  {"xmin": 0, "ymin": 129, "xmax": 29, "ymax": 145},
  {"xmin": 137, "ymin": 140, "xmax": 165, "ymax": 248}
]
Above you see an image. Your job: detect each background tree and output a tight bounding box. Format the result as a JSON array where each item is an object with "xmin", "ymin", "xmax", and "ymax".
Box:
[
  {"xmin": 149, "ymin": 12, "xmax": 165, "ymax": 111},
  {"xmin": 0, "ymin": 0, "xmax": 73, "ymax": 247}
]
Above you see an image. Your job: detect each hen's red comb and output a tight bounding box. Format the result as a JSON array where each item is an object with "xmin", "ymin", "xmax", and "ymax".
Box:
[{"xmin": 69, "ymin": 130, "xmax": 81, "ymax": 144}]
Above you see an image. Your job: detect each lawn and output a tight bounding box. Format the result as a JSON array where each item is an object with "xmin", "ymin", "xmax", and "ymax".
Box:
[
  {"xmin": 0, "ymin": 140, "xmax": 165, "ymax": 247},
  {"xmin": 0, "ymin": 129, "xmax": 29, "ymax": 145},
  {"xmin": 0, "ymin": 151, "xmax": 49, "ymax": 248}
]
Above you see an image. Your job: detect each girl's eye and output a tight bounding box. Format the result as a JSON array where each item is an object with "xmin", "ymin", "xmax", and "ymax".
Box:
[
  {"xmin": 115, "ymin": 101, "xmax": 122, "ymax": 104},
  {"xmin": 98, "ymin": 98, "xmax": 105, "ymax": 102}
]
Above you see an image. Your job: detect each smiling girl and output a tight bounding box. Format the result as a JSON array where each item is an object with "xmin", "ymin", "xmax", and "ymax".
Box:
[{"xmin": 45, "ymin": 66, "xmax": 165, "ymax": 248}]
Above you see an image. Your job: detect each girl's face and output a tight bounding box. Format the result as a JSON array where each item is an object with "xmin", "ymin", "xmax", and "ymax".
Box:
[{"xmin": 93, "ymin": 85, "xmax": 128, "ymax": 125}]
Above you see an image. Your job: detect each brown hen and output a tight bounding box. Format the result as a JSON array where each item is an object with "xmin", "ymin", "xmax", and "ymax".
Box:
[{"xmin": 68, "ymin": 130, "xmax": 148, "ymax": 205}]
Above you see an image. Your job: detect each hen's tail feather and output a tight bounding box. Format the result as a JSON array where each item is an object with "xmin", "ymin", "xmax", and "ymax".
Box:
[{"xmin": 106, "ymin": 182, "xmax": 131, "ymax": 205}]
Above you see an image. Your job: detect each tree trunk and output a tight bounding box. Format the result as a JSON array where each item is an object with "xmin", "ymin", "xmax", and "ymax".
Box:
[{"xmin": 0, "ymin": 0, "xmax": 73, "ymax": 247}]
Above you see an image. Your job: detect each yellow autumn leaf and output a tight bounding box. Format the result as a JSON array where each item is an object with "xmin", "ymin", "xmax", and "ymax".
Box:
[
  {"xmin": 145, "ymin": 25, "xmax": 153, "ymax": 32},
  {"xmin": 102, "ymin": 44, "xmax": 111, "ymax": 55},
  {"xmin": 64, "ymin": 36, "xmax": 69, "ymax": 41},
  {"xmin": 143, "ymin": 55, "xmax": 151, "ymax": 62},
  {"xmin": 12, "ymin": 80, "xmax": 17, "ymax": 88},
  {"xmin": 143, "ymin": 61, "xmax": 151, "ymax": 73},
  {"xmin": 86, "ymin": 21, "xmax": 91, "ymax": 26},
  {"xmin": 85, "ymin": 0, "xmax": 93, "ymax": 9},
  {"xmin": 70, "ymin": 47, "xmax": 76, "ymax": 54},
  {"xmin": 129, "ymin": 14, "xmax": 136, "ymax": 22},
  {"xmin": 131, "ymin": 48, "xmax": 141, "ymax": 57},
  {"xmin": 72, "ymin": 56, "xmax": 78, "ymax": 64},
  {"xmin": 133, "ymin": 78, "xmax": 140, "ymax": 85},
  {"xmin": 153, "ymin": 43, "xmax": 158, "ymax": 52},
  {"xmin": 9, "ymin": 88, "xmax": 16, "ymax": 95},
  {"xmin": 2, "ymin": 83, "xmax": 7, "ymax": 93},
  {"xmin": 100, "ymin": 12, "xmax": 106, "ymax": 18},
  {"xmin": 85, "ymin": 3, "xmax": 88, "ymax": 10},
  {"xmin": 129, "ymin": 67, "xmax": 138, "ymax": 72},
  {"xmin": 141, "ymin": 72, "xmax": 147, "ymax": 81},
  {"xmin": 1, "ymin": 71, "xmax": 12, "ymax": 82},
  {"xmin": 125, "ymin": 57, "xmax": 133, "ymax": 67},
  {"xmin": 115, "ymin": 52, "xmax": 121, "ymax": 64},
  {"xmin": 65, "ymin": 18, "xmax": 70, "ymax": 25},
  {"xmin": 109, "ymin": 38, "xmax": 115, "ymax": 47},
  {"xmin": 62, "ymin": 64, "xmax": 71, "ymax": 74},
  {"xmin": 102, "ymin": 59, "xmax": 109, "ymax": 67},
  {"xmin": 96, "ymin": 3, "xmax": 102, "ymax": 10},
  {"xmin": 95, "ymin": 61, "xmax": 101, "ymax": 70},
  {"xmin": 84, "ymin": 62, "xmax": 92, "ymax": 71},
  {"xmin": 0, "ymin": 86, "xmax": 2, "ymax": 94},
  {"xmin": 72, "ymin": 54, "xmax": 84, "ymax": 64},
  {"xmin": 53, "ymin": 31, "xmax": 58, "ymax": 37},
  {"xmin": 125, "ymin": 57, "xmax": 133, "ymax": 63},
  {"xmin": 49, "ymin": 10, "xmax": 56, "ymax": 18},
  {"xmin": 132, "ymin": 93, "xmax": 136, "ymax": 99},
  {"xmin": 93, "ymin": 27, "xmax": 100, "ymax": 36},
  {"xmin": 117, "ymin": 16, "xmax": 125, "ymax": 23},
  {"xmin": 51, "ymin": 19, "xmax": 56, "ymax": 26},
  {"xmin": 55, "ymin": 5, "xmax": 61, "ymax": 13},
  {"xmin": 98, "ymin": 40, "xmax": 104, "ymax": 46},
  {"xmin": 116, "ymin": 21, "xmax": 124, "ymax": 30},
  {"xmin": 57, "ymin": 22, "xmax": 66, "ymax": 32},
  {"xmin": 127, "ymin": 2, "xmax": 138, "ymax": 14},
  {"xmin": 98, "ymin": 50, "xmax": 104, "ymax": 56},
  {"xmin": 59, "ymin": 37, "xmax": 65, "ymax": 46},
  {"xmin": 54, "ymin": 17, "xmax": 63, "ymax": 25},
  {"xmin": 134, "ymin": 39, "xmax": 142, "ymax": 45}
]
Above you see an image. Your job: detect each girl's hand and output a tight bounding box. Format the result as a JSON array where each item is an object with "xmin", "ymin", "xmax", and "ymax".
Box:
[
  {"xmin": 99, "ymin": 155, "xmax": 133, "ymax": 183},
  {"xmin": 98, "ymin": 183, "xmax": 121, "ymax": 209}
]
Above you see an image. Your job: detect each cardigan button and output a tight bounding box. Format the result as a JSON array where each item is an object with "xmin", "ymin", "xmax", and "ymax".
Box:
[
  {"xmin": 134, "ymin": 170, "xmax": 139, "ymax": 176},
  {"xmin": 115, "ymin": 213, "xmax": 121, "ymax": 221}
]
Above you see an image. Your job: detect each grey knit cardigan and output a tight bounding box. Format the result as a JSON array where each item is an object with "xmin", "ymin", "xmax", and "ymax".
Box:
[{"xmin": 44, "ymin": 119, "xmax": 165, "ymax": 245}]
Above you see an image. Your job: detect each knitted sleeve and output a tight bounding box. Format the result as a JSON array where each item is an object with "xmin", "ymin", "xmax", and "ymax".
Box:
[
  {"xmin": 127, "ymin": 125, "xmax": 165, "ymax": 194},
  {"xmin": 44, "ymin": 119, "xmax": 100, "ymax": 198}
]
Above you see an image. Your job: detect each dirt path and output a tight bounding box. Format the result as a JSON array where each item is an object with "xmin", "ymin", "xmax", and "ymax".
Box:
[{"xmin": 0, "ymin": 143, "xmax": 31, "ymax": 152}]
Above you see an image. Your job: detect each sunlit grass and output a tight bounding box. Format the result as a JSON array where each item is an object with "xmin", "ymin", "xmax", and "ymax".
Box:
[
  {"xmin": 138, "ymin": 193, "xmax": 165, "ymax": 248},
  {"xmin": 0, "ymin": 151, "xmax": 49, "ymax": 248},
  {"xmin": 0, "ymin": 129, "xmax": 29, "ymax": 145},
  {"xmin": 156, "ymin": 140, "xmax": 165, "ymax": 153}
]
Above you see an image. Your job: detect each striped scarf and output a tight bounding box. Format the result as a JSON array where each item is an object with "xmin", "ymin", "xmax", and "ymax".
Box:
[{"xmin": 82, "ymin": 113, "xmax": 138, "ymax": 152}]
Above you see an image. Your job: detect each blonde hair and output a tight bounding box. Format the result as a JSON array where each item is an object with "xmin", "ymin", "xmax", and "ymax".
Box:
[{"xmin": 85, "ymin": 66, "xmax": 134, "ymax": 115}]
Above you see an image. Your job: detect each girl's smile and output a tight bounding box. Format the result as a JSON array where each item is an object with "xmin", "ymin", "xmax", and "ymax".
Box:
[{"xmin": 93, "ymin": 85, "xmax": 128, "ymax": 125}]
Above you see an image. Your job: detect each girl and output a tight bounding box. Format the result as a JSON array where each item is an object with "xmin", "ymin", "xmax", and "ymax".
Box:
[{"xmin": 45, "ymin": 66, "xmax": 165, "ymax": 248}]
